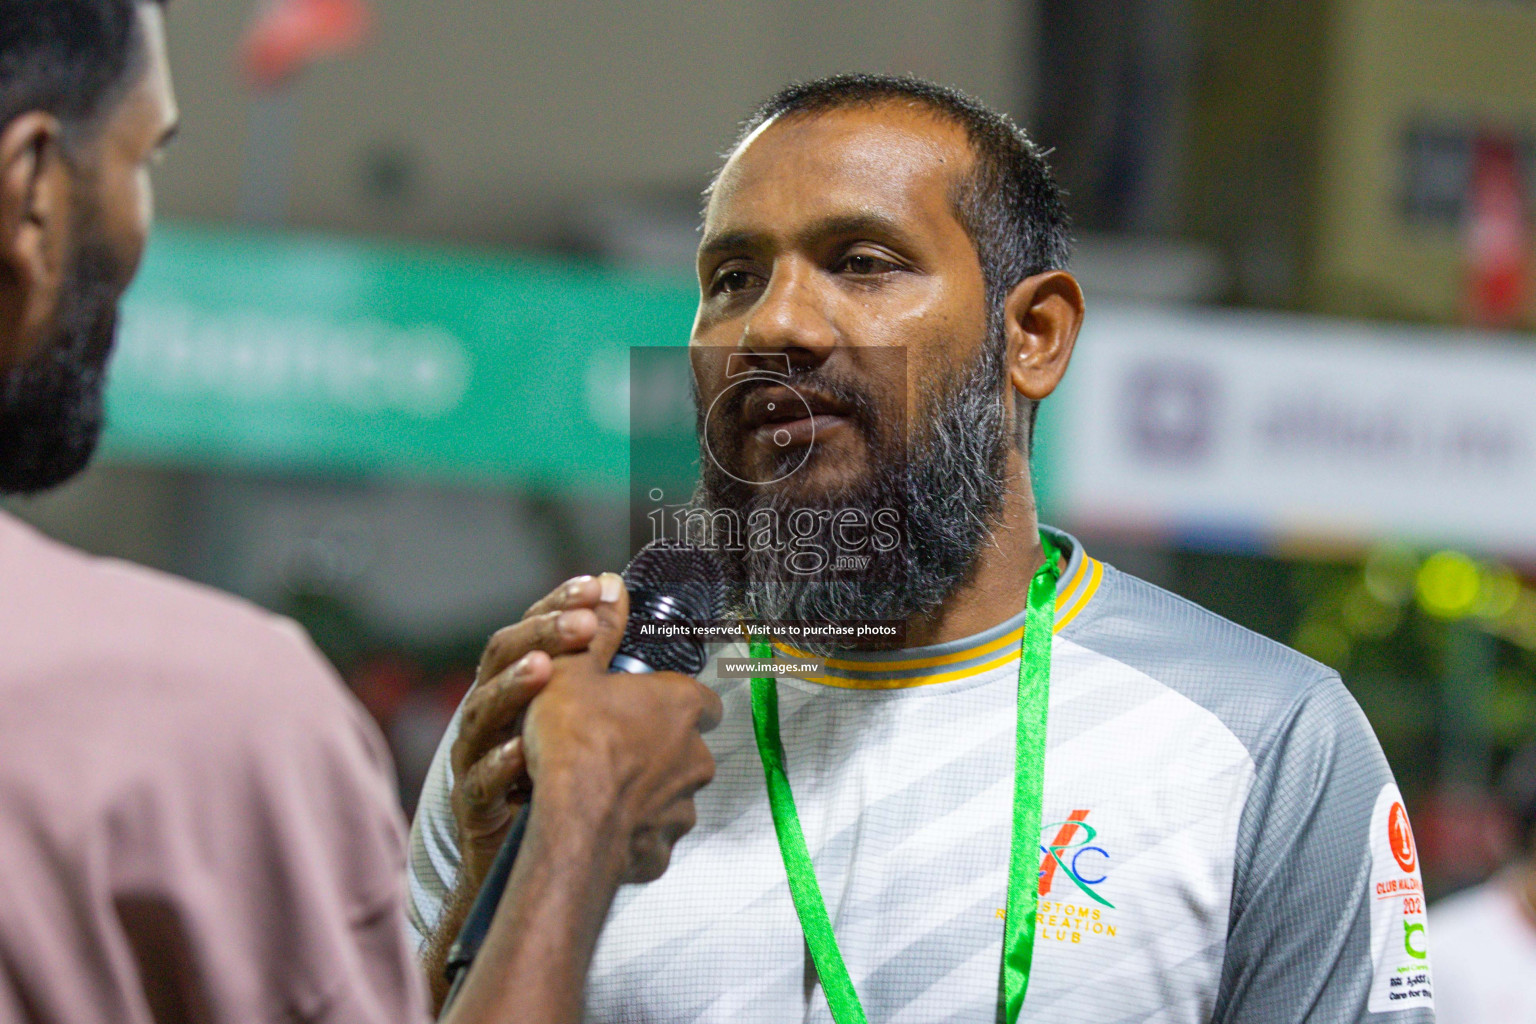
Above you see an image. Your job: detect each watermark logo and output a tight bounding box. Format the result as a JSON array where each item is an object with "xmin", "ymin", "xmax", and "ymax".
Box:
[
  {"xmin": 629, "ymin": 346, "xmax": 909, "ymax": 583},
  {"xmin": 641, "ymin": 488, "xmax": 902, "ymax": 576},
  {"xmin": 702, "ymin": 353, "xmax": 816, "ymax": 486}
]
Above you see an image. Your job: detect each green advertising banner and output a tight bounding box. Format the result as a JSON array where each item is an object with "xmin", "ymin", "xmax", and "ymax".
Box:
[
  {"xmin": 105, "ymin": 222, "xmax": 700, "ymax": 488},
  {"xmin": 103, "ymin": 221, "xmax": 1062, "ymax": 513}
]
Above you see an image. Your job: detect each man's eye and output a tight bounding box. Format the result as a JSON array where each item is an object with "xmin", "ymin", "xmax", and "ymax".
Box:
[
  {"xmin": 839, "ymin": 253, "xmax": 894, "ymax": 275},
  {"xmin": 714, "ymin": 269, "xmax": 757, "ymax": 294}
]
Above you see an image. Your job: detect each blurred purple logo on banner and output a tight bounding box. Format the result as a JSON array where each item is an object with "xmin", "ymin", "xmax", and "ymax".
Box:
[{"xmin": 1121, "ymin": 362, "xmax": 1218, "ymax": 465}]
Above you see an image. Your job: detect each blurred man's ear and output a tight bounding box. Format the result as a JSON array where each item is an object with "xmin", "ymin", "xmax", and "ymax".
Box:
[{"xmin": 0, "ymin": 112, "xmax": 72, "ymax": 370}]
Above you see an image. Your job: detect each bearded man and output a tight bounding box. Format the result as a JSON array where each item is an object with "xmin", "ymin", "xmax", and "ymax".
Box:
[{"xmin": 410, "ymin": 75, "xmax": 1435, "ymax": 1023}]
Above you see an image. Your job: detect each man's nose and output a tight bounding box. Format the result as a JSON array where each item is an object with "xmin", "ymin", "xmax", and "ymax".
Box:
[{"xmin": 738, "ymin": 259, "xmax": 835, "ymax": 370}]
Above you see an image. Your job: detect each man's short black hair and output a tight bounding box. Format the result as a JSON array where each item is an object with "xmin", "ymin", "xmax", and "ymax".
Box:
[
  {"xmin": 718, "ymin": 73, "xmax": 1073, "ymax": 450},
  {"xmin": 0, "ymin": 0, "xmax": 164, "ymax": 143}
]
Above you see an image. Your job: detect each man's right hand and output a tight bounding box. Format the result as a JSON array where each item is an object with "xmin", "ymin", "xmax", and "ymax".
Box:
[
  {"xmin": 428, "ymin": 571, "xmax": 722, "ymax": 1010},
  {"xmin": 449, "ymin": 573, "xmax": 618, "ymax": 884},
  {"xmin": 520, "ymin": 578, "xmax": 723, "ymax": 885},
  {"xmin": 435, "ymin": 575, "xmax": 722, "ymax": 1023}
]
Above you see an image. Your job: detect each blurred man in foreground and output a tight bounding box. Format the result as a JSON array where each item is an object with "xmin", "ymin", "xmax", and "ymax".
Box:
[
  {"xmin": 411, "ymin": 76, "xmax": 1436, "ymax": 1022},
  {"xmin": 0, "ymin": 2, "xmax": 719, "ymax": 1021},
  {"xmin": 1431, "ymin": 741, "xmax": 1536, "ymax": 1022}
]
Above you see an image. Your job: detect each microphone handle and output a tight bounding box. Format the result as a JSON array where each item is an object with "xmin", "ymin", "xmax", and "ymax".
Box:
[{"xmin": 441, "ymin": 800, "xmax": 532, "ymax": 1013}]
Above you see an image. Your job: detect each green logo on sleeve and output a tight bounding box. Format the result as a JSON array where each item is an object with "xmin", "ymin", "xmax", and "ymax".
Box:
[{"xmin": 1403, "ymin": 921, "xmax": 1427, "ymax": 959}]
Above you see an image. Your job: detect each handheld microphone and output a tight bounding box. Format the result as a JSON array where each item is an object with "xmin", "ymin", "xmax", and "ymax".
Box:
[{"xmin": 441, "ymin": 542, "xmax": 726, "ymax": 1010}]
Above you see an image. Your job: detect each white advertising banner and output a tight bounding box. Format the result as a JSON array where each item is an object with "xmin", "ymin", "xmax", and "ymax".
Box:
[{"xmin": 1050, "ymin": 303, "xmax": 1536, "ymax": 556}]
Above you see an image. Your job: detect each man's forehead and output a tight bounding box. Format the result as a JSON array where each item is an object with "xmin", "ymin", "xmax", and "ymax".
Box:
[{"xmin": 705, "ymin": 104, "xmax": 972, "ymax": 234}]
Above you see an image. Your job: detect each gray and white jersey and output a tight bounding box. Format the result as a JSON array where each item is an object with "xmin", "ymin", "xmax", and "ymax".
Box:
[{"xmin": 408, "ymin": 529, "xmax": 1435, "ymax": 1022}]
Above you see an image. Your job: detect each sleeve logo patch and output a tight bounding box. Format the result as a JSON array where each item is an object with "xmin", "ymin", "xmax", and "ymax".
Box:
[
  {"xmin": 1368, "ymin": 784, "xmax": 1434, "ymax": 1012},
  {"xmin": 1389, "ymin": 801, "xmax": 1417, "ymax": 873}
]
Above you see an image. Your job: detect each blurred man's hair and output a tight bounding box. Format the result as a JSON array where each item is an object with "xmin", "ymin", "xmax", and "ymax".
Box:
[
  {"xmin": 0, "ymin": 0, "xmax": 166, "ymax": 146},
  {"xmin": 713, "ymin": 73, "xmax": 1073, "ymax": 452}
]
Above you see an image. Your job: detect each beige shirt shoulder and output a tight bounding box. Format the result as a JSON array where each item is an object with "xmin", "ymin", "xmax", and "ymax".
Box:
[{"xmin": 0, "ymin": 512, "xmax": 428, "ymax": 1024}]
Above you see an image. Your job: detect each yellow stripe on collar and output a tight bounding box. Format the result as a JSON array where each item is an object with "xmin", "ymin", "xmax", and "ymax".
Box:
[
  {"xmin": 775, "ymin": 556, "xmax": 1104, "ymax": 689},
  {"xmin": 1054, "ymin": 557, "xmax": 1103, "ymax": 633},
  {"xmin": 793, "ymin": 642, "xmax": 1030, "ymax": 689}
]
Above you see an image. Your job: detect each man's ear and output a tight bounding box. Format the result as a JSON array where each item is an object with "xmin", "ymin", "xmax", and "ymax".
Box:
[
  {"xmin": 0, "ymin": 112, "xmax": 72, "ymax": 355},
  {"xmin": 1002, "ymin": 270, "xmax": 1084, "ymax": 404}
]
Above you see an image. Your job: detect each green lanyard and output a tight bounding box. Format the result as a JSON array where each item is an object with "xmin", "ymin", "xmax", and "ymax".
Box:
[{"xmin": 748, "ymin": 535, "xmax": 1059, "ymax": 1024}]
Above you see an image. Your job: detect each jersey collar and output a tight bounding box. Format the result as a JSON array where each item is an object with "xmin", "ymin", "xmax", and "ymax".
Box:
[{"xmin": 773, "ymin": 526, "xmax": 1103, "ymax": 690}]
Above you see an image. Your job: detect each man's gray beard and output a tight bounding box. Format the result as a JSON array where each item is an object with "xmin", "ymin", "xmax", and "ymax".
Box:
[{"xmin": 693, "ymin": 336, "xmax": 1013, "ymax": 656}]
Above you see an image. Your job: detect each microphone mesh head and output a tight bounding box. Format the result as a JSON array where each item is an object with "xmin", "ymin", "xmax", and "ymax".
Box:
[{"xmin": 617, "ymin": 542, "xmax": 728, "ymax": 676}]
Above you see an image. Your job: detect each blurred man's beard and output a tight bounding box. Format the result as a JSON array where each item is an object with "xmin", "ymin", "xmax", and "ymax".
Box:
[
  {"xmin": 0, "ymin": 238, "xmax": 125, "ymax": 495},
  {"xmin": 692, "ymin": 338, "xmax": 1012, "ymax": 654}
]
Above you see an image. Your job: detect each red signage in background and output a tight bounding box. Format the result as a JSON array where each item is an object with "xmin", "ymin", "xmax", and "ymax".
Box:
[
  {"xmin": 240, "ymin": 0, "xmax": 373, "ymax": 91},
  {"xmin": 1465, "ymin": 133, "xmax": 1530, "ymax": 328}
]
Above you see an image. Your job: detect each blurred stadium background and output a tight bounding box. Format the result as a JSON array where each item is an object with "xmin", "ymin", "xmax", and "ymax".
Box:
[{"xmin": 6, "ymin": 0, "xmax": 1536, "ymax": 899}]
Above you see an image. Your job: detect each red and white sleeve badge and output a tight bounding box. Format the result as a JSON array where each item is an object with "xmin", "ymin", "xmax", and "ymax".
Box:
[{"xmin": 1368, "ymin": 783, "xmax": 1434, "ymax": 1012}]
